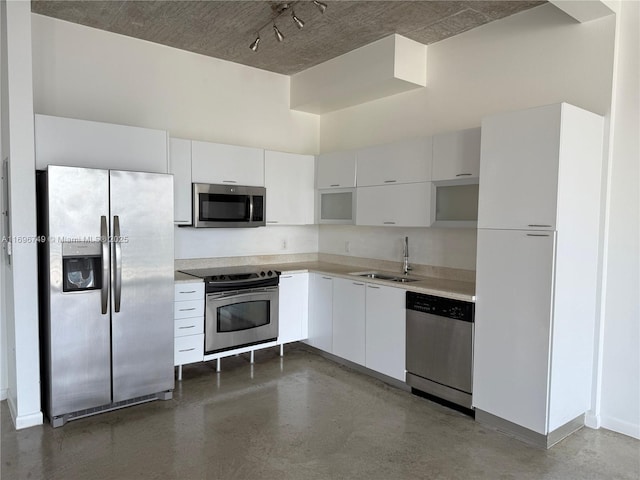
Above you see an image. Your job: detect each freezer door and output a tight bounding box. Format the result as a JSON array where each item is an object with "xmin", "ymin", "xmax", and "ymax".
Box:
[
  {"xmin": 45, "ymin": 166, "xmax": 111, "ymax": 417},
  {"xmin": 110, "ymin": 170, "xmax": 175, "ymax": 402}
]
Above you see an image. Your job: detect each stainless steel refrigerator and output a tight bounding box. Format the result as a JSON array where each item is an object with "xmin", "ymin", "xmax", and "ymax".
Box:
[{"xmin": 37, "ymin": 165, "xmax": 175, "ymax": 427}]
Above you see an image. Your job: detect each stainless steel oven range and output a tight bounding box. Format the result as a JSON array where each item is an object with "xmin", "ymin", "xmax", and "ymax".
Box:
[{"xmin": 179, "ymin": 267, "xmax": 279, "ymax": 354}]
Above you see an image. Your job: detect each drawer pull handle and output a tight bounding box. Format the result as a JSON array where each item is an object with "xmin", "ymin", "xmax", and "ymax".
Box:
[
  {"xmin": 223, "ymin": 180, "xmax": 237, "ymax": 184},
  {"xmin": 384, "ymin": 180, "xmax": 397, "ymax": 183},
  {"xmin": 368, "ymin": 285, "xmax": 380, "ymax": 289},
  {"xmin": 179, "ymin": 348, "xmax": 195, "ymax": 353},
  {"xmin": 321, "ymin": 276, "xmax": 332, "ymax": 280},
  {"xmin": 383, "ymin": 221, "xmax": 396, "ymax": 225},
  {"xmin": 179, "ymin": 290, "xmax": 196, "ymax": 294},
  {"xmin": 528, "ymin": 224, "xmax": 552, "ymax": 228},
  {"xmin": 526, "ymin": 234, "xmax": 551, "ymax": 237},
  {"xmin": 179, "ymin": 307, "xmax": 197, "ymax": 312},
  {"xmin": 353, "ymin": 282, "xmax": 364, "ymax": 286},
  {"xmin": 267, "ymin": 221, "xmax": 278, "ymax": 224},
  {"xmin": 455, "ymin": 173, "xmax": 472, "ymax": 177},
  {"xmin": 280, "ymin": 275, "xmax": 292, "ymax": 279},
  {"xmin": 179, "ymin": 325, "xmax": 195, "ymax": 329},
  {"xmin": 330, "ymin": 184, "xmax": 340, "ymax": 187}
]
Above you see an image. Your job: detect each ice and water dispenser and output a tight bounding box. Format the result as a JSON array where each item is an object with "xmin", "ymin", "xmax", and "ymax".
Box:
[{"xmin": 61, "ymin": 242, "xmax": 102, "ymax": 292}]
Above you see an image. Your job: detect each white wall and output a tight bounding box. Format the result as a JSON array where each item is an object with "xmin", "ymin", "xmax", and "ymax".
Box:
[
  {"xmin": 1, "ymin": 0, "xmax": 42, "ymax": 429},
  {"xmin": 31, "ymin": 14, "xmax": 319, "ymax": 154},
  {"xmin": 598, "ymin": 0, "xmax": 640, "ymax": 439},
  {"xmin": 319, "ymin": 226, "xmax": 477, "ymax": 271},
  {"xmin": 319, "ymin": 3, "xmax": 615, "ymax": 151},
  {"xmin": 175, "ymin": 225, "xmax": 318, "ymax": 260}
]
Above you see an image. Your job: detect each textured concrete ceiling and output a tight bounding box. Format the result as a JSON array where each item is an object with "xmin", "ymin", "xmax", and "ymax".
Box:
[{"xmin": 31, "ymin": 1, "xmax": 545, "ymax": 75}]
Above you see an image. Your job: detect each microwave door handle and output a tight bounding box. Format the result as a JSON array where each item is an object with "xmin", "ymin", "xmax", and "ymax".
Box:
[
  {"xmin": 113, "ymin": 215, "xmax": 122, "ymax": 313},
  {"xmin": 100, "ymin": 215, "xmax": 109, "ymax": 314},
  {"xmin": 248, "ymin": 196, "xmax": 254, "ymax": 222}
]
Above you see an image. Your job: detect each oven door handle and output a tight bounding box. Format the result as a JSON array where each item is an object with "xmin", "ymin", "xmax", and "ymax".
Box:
[{"xmin": 207, "ymin": 290, "xmax": 275, "ymax": 302}]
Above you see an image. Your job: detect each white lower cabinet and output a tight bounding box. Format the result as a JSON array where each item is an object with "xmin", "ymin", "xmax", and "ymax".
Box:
[
  {"xmin": 365, "ymin": 284, "xmax": 406, "ymax": 381},
  {"xmin": 278, "ymin": 273, "xmax": 309, "ymax": 344},
  {"xmin": 306, "ymin": 274, "xmax": 334, "ymax": 352},
  {"xmin": 332, "ymin": 278, "xmax": 366, "ymax": 366},
  {"xmin": 174, "ymin": 282, "xmax": 204, "ymax": 369}
]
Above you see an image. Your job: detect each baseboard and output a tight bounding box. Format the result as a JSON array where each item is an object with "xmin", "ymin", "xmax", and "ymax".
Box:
[
  {"xmin": 7, "ymin": 395, "xmax": 43, "ymax": 430},
  {"xmin": 584, "ymin": 411, "xmax": 601, "ymax": 429},
  {"xmin": 601, "ymin": 415, "xmax": 640, "ymax": 440}
]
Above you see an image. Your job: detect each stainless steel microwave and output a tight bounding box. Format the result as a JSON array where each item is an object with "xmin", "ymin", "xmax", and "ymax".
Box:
[{"xmin": 192, "ymin": 183, "xmax": 266, "ymax": 228}]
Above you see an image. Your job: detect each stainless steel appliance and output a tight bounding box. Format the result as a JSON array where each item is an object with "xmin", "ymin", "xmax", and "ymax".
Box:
[
  {"xmin": 178, "ymin": 267, "xmax": 279, "ymax": 354},
  {"xmin": 406, "ymin": 292, "xmax": 475, "ymax": 410},
  {"xmin": 192, "ymin": 183, "xmax": 266, "ymax": 228},
  {"xmin": 37, "ymin": 166, "xmax": 175, "ymax": 427}
]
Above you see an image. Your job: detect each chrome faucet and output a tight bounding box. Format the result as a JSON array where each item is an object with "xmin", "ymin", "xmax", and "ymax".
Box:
[{"xmin": 402, "ymin": 236, "xmax": 412, "ymax": 275}]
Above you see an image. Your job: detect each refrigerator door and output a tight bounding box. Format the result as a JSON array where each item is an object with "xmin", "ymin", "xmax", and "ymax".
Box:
[
  {"xmin": 45, "ymin": 166, "xmax": 111, "ymax": 417},
  {"xmin": 109, "ymin": 170, "xmax": 175, "ymax": 402}
]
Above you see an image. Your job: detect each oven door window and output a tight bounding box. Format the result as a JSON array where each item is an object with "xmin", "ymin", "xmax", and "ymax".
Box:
[
  {"xmin": 199, "ymin": 193, "xmax": 249, "ymax": 222},
  {"xmin": 217, "ymin": 300, "xmax": 270, "ymax": 333}
]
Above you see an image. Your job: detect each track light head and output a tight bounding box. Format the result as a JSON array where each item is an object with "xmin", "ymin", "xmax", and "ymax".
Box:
[
  {"xmin": 273, "ymin": 24, "xmax": 285, "ymax": 42},
  {"xmin": 292, "ymin": 11, "xmax": 304, "ymax": 29},
  {"xmin": 249, "ymin": 35, "xmax": 260, "ymax": 52},
  {"xmin": 313, "ymin": 1, "xmax": 327, "ymax": 14}
]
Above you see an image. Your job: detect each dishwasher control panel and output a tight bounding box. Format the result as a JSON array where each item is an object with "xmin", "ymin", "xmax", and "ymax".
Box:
[{"xmin": 406, "ymin": 292, "xmax": 474, "ymax": 322}]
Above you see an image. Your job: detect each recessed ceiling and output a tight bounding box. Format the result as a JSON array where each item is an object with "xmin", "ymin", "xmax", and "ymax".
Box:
[{"xmin": 31, "ymin": 1, "xmax": 545, "ymax": 75}]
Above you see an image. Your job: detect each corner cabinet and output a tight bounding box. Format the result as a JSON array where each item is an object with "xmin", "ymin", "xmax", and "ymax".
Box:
[
  {"xmin": 316, "ymin": 150, "xmax": 356, "ymax": 189},
  {"xmin": 306, "ymin": 274, "xmax": 334, "ymax": 352},
  {"xmin": 356, "ymin": 137, "xmax": 432, "ymax": 186},
  {"xmin": 174, "ymin": 282, "xmax": 205, "ymax": 380},
  {"xmin": 432, "ymin": 128, "xmax": 481, "ymax": 181},
  {"xmin": 332, "ymin": 278, "xmax": 366, "ymax": 366},
  {"xmin": 278, "ymin": 273, "xmax": 309, "ymax": 344},
  {"xmin": 265, "ymin": 151, "xmax": 315, "ymax": 225},
  {"xmin": 191, "ymin": 140, "xmax": 264, "ymax": 186}
]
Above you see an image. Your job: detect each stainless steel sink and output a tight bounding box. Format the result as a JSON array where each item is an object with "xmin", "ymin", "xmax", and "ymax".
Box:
[{"xmin": 351, "ymin": 272, "xmax": 420, "ymax": 283}]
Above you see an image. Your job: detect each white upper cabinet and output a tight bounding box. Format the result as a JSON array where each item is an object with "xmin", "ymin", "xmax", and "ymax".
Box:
[
  {"xmin": 169, "ymin": 138, "xmax": 192, "ymax": 225},
  {"xmin": 356, "ymin": 137, "xmax": 432, "ymax": 186},
  {"xmin": 356, "ymin": 182, "xmax": 431, "ymax": 227},
  {"xmin": 478, "ymin": 105, "xmax": 562, "ymax": 230},
  {"xmin": 265, "ymin": 150, "xmax": 315, "ymax": 225},
  {"xmin": 191, "ymin": 140, "xmax": 264, "ymax": 186},
  {"xmin": 432, "ymin": 128, "xmax": 481, "ymax": 181},
  {"xmin": 316, "ymin": 150, "xmax": 357, "ymax": 189},
  {"xmin": 35, "ymin": 114, "xmax": 168, "ymax": 173}
]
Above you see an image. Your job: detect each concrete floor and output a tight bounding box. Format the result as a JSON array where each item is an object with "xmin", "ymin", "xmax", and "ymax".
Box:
[{"xmin": 2, "ymin": 344, "xmax": 639, "ymax": 480}]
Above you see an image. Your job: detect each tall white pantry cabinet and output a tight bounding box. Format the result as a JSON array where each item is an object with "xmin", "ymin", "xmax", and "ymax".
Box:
[{"xmin": 473, "ymin": 103, "xmax": 604, "ymax": 448}]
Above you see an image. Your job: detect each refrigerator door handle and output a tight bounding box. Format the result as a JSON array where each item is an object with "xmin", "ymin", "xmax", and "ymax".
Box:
[
  {"xmin": 100, "ymin": 215, "xmax": 109, "ymax": 315},
  {"xmin": 113, "ymin": 215, "xmax": 122, "ymax": 313}
]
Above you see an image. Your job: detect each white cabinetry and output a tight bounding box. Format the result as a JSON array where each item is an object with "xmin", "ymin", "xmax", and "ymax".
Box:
[
  {"xmin": 356, "ymin": 137, "xmax": 432, "ymax": 186},
  {"xmin": 316, "ymin": 150, "xmax": 356, "ymax": 188},
  {"xmin": 365, "ymin": 284, "xmax": 406, "ymax": 381},
  {"xmin": 278, "ymin": 273, "xmax": 309, "ymax": 344},
  {"xmin": 265, "ymin": 151, "xmax": 315, "ymax": 225},
  {"xmin": 306, "ymin": 274, "xmax": 334, "ymax": 352},
  {"xmin": 432, "ymin": 128, "xmax": 481, "ymax": 181},
  {"xmin": 332, "ymin": 278, "xmax": 366, "ymax": 366},
  {"xmin": 478, "ymin": 108, "xmax": 562, "ymax": 230},
  {"xmin": 356, "ymin": 183, "xmax": 431, "ymax": 227},
  {"xmin": 169, "ymin": 138, "xmax": 192, "ymax": 225},
  {"xmin": 191, "ymin": 140, "xmax": 264, "ymax": 186},
  {"xmin": 173, "ymin": 282, "xmax": 204, "ymax": 375},
  {"xmin": 34, "ymin": 114, "xmax": 168, "ymax": 173},
  {"xmin": 474, "ymin": 103, "xmax": 604, "ymax": 446}
]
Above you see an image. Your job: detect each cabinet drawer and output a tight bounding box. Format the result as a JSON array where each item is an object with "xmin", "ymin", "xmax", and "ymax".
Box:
[
  {"xmin": 174, "ymin": 334, "xmax": 204, "ymax": 366},
  {"xmin": 174, "ymin": 282, "xmax": 204, "ymax": 302},
  {"xmin": 175, "ymin": 317, "xmax": 204, "ymax": 337},
  {"xmin": 174, "ymin": 299, "xmax": 204, "ymax": 319}
]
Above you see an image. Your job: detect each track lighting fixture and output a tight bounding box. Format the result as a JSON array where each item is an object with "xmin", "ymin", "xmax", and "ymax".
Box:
[
  {"xmin": 313, "ymin": 1, "xmax": 327, "ymax": 14},
  {"xmin": 292, "ymin": 11, "xmax": 305, "ymax": 29},
  {"xmin": 249, "ymin": 1, "xmax": 326, "ymax": 52},
  {"xmin": 273, "ymin": 24, "xmax": 285, "ymax": 42}
]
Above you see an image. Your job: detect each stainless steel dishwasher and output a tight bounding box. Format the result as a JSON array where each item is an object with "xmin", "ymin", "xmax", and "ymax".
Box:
[{"xmin": 406, "ymin": 292, "xmax": 475, "ymax": 410}]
